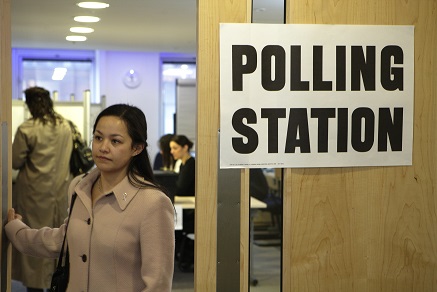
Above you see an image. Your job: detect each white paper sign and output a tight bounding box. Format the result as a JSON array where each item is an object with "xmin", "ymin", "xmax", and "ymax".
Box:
[{"xmin": 219, "ymin": 24, "xmax": 414, "ymax": 168}]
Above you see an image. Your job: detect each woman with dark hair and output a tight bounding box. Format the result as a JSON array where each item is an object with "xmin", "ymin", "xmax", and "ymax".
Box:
[
  {"xmin": 170, "ymin": 135, "xmax": 195, "ymax": 196},
  {"xmin": 153, "ymin": 133, "xmax": 175, "ymax": 171},
  {"xmin": 6, "ymin": 104, "xmax": 175, "ymax": 291},
  {"xmin": 170, "ymin": 135, "xmax": 195, "ymax": 271},
  {"xmin": 12, "ymin": 86, "xmax": 73, "ymax": 292}
]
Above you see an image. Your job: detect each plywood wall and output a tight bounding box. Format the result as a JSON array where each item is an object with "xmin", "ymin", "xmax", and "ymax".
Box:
[
  {"xmin": 0, "ymin": 0, "xmax": 12, "ymax": 290},
  {"xmin": 196, "ymin": 0, "xmax": 251, "ymax": 291},
  {"xmin": 283, "ymin": 0, "xmax": 437, "ymax": 291}
]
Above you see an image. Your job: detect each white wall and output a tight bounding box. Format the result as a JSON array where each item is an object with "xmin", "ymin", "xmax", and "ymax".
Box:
[{"xmin": 96, "ymin": 50, "xmax": 162, "ymax": 162}]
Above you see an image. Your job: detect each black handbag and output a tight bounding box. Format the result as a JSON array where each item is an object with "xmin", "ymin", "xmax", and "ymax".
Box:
[
  {"xmin": 68, "ymin": 120, "xmax": 94, "ymax": 176},
  {"xmin": 50, "ymin": 194, "xmax": 77, "ymax": 292}
]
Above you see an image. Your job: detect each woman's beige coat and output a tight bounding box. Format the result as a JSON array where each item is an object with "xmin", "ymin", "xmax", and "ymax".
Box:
[
  {"xmin": 6, "ymin": 169, "xmax": 175, "ymax": 291},
  {"xmin": 12, "ymin": 117, "xmax": 73, "ymax": 288}
]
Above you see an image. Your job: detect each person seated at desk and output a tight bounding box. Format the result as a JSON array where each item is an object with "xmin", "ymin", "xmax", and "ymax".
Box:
[
  {"xmin": 170, "ymin": 135, "xmax": 195, "ymax": 271},
  {"xmin": 153, "ymin": 134, "xmax": 175, "ymax": 171},
  {"xmin": 249, "ymin": 168, "xmax": 269, "ymax": 202},
  {"xmin": 170, "ymin": 135, "xmax": 195, "ymax": 197}
]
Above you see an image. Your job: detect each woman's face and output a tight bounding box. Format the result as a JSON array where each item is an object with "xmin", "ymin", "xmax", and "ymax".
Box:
[
  {"xmin": 92, "ymin": 116, "xmax": 141, "ymax": 175},
  {"xmin": 170, "ymin": 141, "xmax": 187, "ymax": 161}
]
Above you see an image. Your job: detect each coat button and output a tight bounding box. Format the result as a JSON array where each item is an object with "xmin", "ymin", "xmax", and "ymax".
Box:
[
  {"xmin": 82, "ymin": 254, "xmax": 87, "ymax": 262},
  {"xmin": 86, "ymin": 218, "xmax": 91, "ymax": 225}
]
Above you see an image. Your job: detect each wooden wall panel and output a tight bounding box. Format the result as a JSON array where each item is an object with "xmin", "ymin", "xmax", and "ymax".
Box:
[
  {"xmin": 196, "ymin": 0, "xmax": 250, "ymax": 291},
  {"xmin": 283, "ymin": 0, "xmax": 437, "ymax": 291},
  {"xmin": 240, "ymin": 168, "xmax": 250, "ymax": 291},
  {"xmin": 0, "ymin": 0, "xmax": 12, "ymax": 291}
]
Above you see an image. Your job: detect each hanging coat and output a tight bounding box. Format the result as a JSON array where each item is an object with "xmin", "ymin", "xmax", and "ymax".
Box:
[{"xmin": 12, "ymin": 117, "xmax": 73, "ymax": 288}]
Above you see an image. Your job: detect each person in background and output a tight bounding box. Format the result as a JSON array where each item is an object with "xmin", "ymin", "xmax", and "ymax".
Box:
[
  {"xmin": 11, "ymin": 86, "xmax": 73, "ymax": 292},
  {"xmin": 249, "ymin": 168, "xmax": 269, "ymax": 202},
  {"xmin": 153, "ymin": 133, "xmax": 175, "ymax": 171},
  {"xmin": 6, "ymin": 104, "xmax": 175, "ymax": 291},
  {"xmin": 170, "ymin": 135, "xmax": 195, "ymax": 196},
  {"xmin": 170, "ymin": 135, "xmax": 195, "ymax": 271}
]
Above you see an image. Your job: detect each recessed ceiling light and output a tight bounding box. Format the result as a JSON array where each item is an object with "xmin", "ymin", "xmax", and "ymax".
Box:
[
  {"xmin": 70, "ymin": 27, "xmax": 94, "ymax": 33},
  {"xmin": 74, "ymin": 16, "xmax": 100, "ymax": 23},
  {"xmin": 52, "ymin": 68, "xmax": 67, "ymax": 81},
  {"xmin": 66, "ymin": 35, "xmax": 87, "ymax": 42},
  {"xmin": 77, "ymin": 2, "xmax": 110, "ymax": 9}
]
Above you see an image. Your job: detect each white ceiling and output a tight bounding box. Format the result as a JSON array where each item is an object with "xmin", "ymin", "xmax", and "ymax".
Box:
[{"xmin": 11, "ymin": 0, "xmax": 284, "ymax": 54}]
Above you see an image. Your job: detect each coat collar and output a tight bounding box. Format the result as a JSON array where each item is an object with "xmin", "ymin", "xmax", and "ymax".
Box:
[
  {"xmin": 75, "ymin": 168, "xmax": 142, "ymax": 211},
  {"xmin": 110, "ymin": 176, "xmax": 140, "ymax": 210}
]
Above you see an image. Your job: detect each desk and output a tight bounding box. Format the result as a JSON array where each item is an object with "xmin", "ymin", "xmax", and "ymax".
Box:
[
  {"xmin": 173, "ymin": 196, "xmax": 266, "ymax": 230},
  {"xmin": 174, "ymin": 196, "xmax": 195, "ymax": 210},
  {"xmin": 173, "ymin": 196, "xmax": 267, "ymax": 284},
  {"xmin": 173, "ymin": 197, "xmax": 195, "ymax": 231},
  {"xmin": 174, "ymin": 196, "xmax": 267, "ymax": 209}
]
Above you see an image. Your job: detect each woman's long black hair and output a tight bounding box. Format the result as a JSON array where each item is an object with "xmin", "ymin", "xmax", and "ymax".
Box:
[
  {"xmin": 93, "ymin": 104, "xmax": 163, "ymax": 191},
  {"xmin": 159, "ymin": 134, "xmax": 175, "ymax": 170}
]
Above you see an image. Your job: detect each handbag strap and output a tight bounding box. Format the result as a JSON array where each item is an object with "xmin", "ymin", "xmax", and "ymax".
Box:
[{"xmin": 56, "ymin": 193, "xmax": 77, "ymax": 268}]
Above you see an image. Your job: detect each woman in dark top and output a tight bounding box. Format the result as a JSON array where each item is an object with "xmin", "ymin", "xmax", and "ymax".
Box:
[
  {"xmin": 170, "ymin": 135, "xmax": 195, "ymax": 268},
  {"xmin": 170, "ymin": 135, "xmax": 195, "ymax": 196}
]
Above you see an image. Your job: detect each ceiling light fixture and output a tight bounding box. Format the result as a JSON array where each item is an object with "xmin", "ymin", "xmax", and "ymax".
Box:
[
  {"xmin": 66, "ymin": 35, "xmax": 87, "ymax": 42},
  {"xmin": 70, "ymin": 27, "xmax": 94, "ymax": 33},
  {"xmin": 77, "ymin": 2, "xmax": 110, "ymax": 9},
  {"xmin": 74, "ymin": 16, "xmax": 100, "ymax": 23},
  {"xmin": 52, "ymin": 68, "xmax": 67, "ymax": 81}
]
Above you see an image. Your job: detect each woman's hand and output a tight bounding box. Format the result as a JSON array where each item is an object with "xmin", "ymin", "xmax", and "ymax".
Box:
[{"xmin": 7, "ymin": 208, "xmax": 22, "ymax": 222}]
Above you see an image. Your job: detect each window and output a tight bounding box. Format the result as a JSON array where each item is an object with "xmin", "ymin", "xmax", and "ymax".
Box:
[
  {"xmin": 160, "ymin": 62, "xmax": 196, "ymax": 134},
  {"xmin": 21, "ymin": 59, "xmax": 93, "ymax": 101},
  {"xmin": 12, "ymin": 49, "xmax": 95, "ymax": 102}
]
